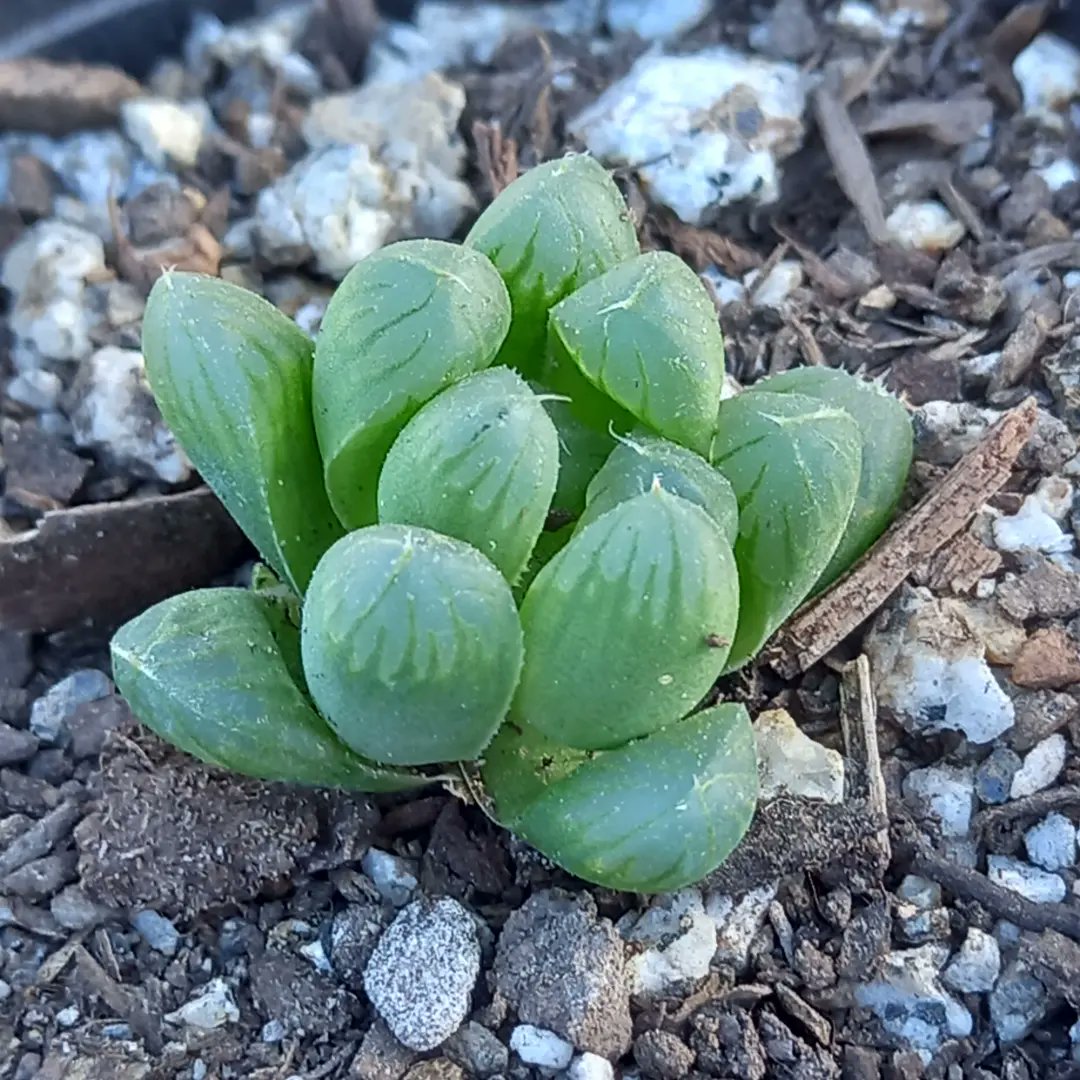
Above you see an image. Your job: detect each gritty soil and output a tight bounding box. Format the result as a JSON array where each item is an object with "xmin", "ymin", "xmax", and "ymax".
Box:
[{"xmin": 3, "ymin": 1, "xmax": 1080, "ymax": 1078}]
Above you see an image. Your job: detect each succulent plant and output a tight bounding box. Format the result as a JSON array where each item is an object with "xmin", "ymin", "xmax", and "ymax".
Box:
[{"xmin": 111, "ymin": 153, "xmax": 912, "ymax": 893}]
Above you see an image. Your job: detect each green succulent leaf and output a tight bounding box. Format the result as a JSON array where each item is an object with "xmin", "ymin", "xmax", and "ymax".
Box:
[
  {"xmin": 579, "ymin": 433, "xmax": 738, "ymax": 545},
  {"xmin": 141, "ymin": 272, "xmax": 343, "ymax": 595},
  {"xmin": 533, "ymin": 386, "xmax": 616, "ymax": 519},
  {"xmin": 513, "ymin": 522, "xmax": 575, "ymax": 603},
  {"xmin": 514, "ymin": 487, "xmax": 739, "ymax": 751},
  {"xmin": 378, "ymin": 368, "xmax": 559, "ymax": 584},
  {"xmin": 547, "ymin": 251, "xmax": 726, "ymax": 455},
  {"xmin": 465, "ymin": 154, "xmax": 639, "ymax": 377},
  {"xmin": 481, "ymin": 703, "xmax": 758, "ymax": 893},
  {"xmin": 110, "ymin": 588, "xmax": 424, "ymax": 791},
  {"xmin": 313, "ymin": 239, "xmax": 512, "ymax": 529},
  {"xmin": 710, "ymin": 391, "xmax": 862, "ymax": 671},
  {"xmin": 301, "ymin": 525, "xmax": 523, "ymax": 766},
  {"xmin": 749, "ymin": 367, "xmax": 913, "ymax": 589}
]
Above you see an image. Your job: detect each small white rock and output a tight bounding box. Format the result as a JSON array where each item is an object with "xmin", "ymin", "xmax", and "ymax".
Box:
[
  {"xmin": 993, "ymin": 495, "xmax": 1074, "ymax": 557},
  {"xmin": 624, "ymin": 889, "xmax": 716, "ymax": 998},
  {"xmin": 1013, "ymin": 33, "xmax": 1080, "ymax": 130},
  {"xmin": 361, "ymin": 848, "xmax": 419, "ymax": 906},
  {"xmin": 711, "ymin": 883, "xmax": 777, "ymax": 970},
  {"xmin": 6, "ymin": 369, "xmax": 62, "ymax": 411},
  {"xmin": 942, "ymin": 928, "xmax": 1000, "ymax": 994},
  {"xmin": 1024, "ymin": 812, "xmax": 1078, "ymax": 871},
  {"xmin": 855, "ymin": 945, "xmax": 972, "ymax": 1052},
  {"xmin": 987, "ymin": 855, "xmax": 1066, "ymax": 904},
  {"xmin": 165, "ymin": 978, "xmax": 239, "ymax": 1029},
  {"xmin": 701, "ymin": 267, "xmax": 746, "ymax": 305},
  {"xmin": 990, "ymin": 962, "xmax": 1051, "ymax": 1042},
  {"xmin": 903, "ymin": 765, "xmax": 975, "ymax": 838},
  {"xmin": 1, "ymin": 219, "xmax": 106, "ymax": 362},
  {"xmin": 886, "ymin": 200, "xmax": 965, "ymax": 253},
  {"xmin": 122, "ymin": 98, "xmax": 210, "ymax": 169},
  {"xmin": 754, "ymin": 708, "xmax": 844, "ymax": 804},
  {"xmin": 70, "ymin": 346, "xmax": 192, "ymax": 483},
  {"xmin": 867, "ymin": 586, "xmax": 1014, "ymax": 744},
  {"xmin": 511, "ymin": 1024, "xmax": 574, "ymax": 1070},
  {"xmin": 571, "ymin": 47, "xmax": 808, "ymax": 225},
  {"xmin": 567, "ymin": 1051, "xmax": 616, "ymax": 1080},
  {"xmin": 1011, "ymin": 734, "xmax": 1068, "ymax": 799},
  {"xmin": 834, "ymin": 0, "xmax": 897, "ymax": 41},
  {"xmin": 606, "ymin": 0, "xmax": 710, "ymax": 40},
  {"xmin": 745, "ymin": 260, "xmax": 805, "ymax": 310},
  {"xmin": 1037, "ymin": 158, "xmax": 1080, "ymax": 192},
  {"xmin": 56, "ymin": 1005, "xmax": 80, "ymax": 1027}
]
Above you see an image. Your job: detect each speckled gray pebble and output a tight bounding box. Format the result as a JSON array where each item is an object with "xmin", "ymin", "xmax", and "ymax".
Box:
[
  {"xmin": 493, "ymin": 889, "xmax": 631, "ymax": 1059},
  {"xmin": 364, "ymin": 897, "xmax": 481, "ymax": 1052}
]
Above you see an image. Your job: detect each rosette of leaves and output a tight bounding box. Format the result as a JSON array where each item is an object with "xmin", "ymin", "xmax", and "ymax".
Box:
[{"xmin": 110, "ymin": 152, "xmax": 912, "ymax": 896}]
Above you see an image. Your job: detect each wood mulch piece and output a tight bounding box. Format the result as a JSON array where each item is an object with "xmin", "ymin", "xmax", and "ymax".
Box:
[
  {"xmin": 766, "ymin": 397, "xmax": 1039, "ymax": 679},
  {"xmin": 0, "ymin": 488, "xmax": 247, "ymax": 633},
  {"xmin": 0, "ymin": 58, "xmax": 141, "ymax": 136}
]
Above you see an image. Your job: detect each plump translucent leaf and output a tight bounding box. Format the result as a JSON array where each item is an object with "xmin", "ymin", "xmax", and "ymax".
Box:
[
  {"xmin": 534, "ymin": 387, "xmax": 615, "ymax": 519},
  {"xmin": 547, "ymin": 251, "xmax": 726, "ymax": 455},
  {"xmin": 710, "ymin": 391, "xmax": 862, "ymax": 671},
  {"xmin": 579, "ymin": 434, "xmax": 738, "ymax": 545},
  {"xmin": 110, "ymin": 588, "xmax": 424, "ymax": 791},
  {"xmin": 141, "ymin": 272, "xmax": 343, "ymax": 594},
  {"xmin": 378, "ymin": 368, "xmax": 559, "ymax": 584},
  {"xmin": 481, "ymin": 704, "xmax": 757, "ymax": 893},
  {"xmin": 301, "ymin": 525, "xmax": 523, "ymax": 766},
  {"xmin": 514, "ymin": 487, "xmax": 739, "ymax": 750},
  {"xmin": 465, "ymin": 154, "xmax": 639, "ymax": 377},
  {"xmin": 313, "ymin": 239, "xmax": 512, "ymax": 528},
  {"xmin": 749, "ymin": 367, "xmax": 913, "ymax": 588}
]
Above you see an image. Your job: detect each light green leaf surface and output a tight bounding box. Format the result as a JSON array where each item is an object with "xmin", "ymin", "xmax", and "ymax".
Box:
[
  {"xmin": 547, "ymin": 251, "xmax": 726, "ymax": 454},
  {"xmin": 301, "ymin": 525, "xmax": 524, "ymax": 766},
  {"xmin": 482, "ymin": 703, "xmax": 758, "ymax": 893},
  {"xmin": 710, "ymin": 391, "xmax": 862, "ymax": 671},
  {"xmin": 579, "ymin": 433, "xmax": 738, "ymax": 545},
  {"xmin": 378, "ymin": 368, "xmax": 559, "ymax": 583},
  {"xmin": 749, "ymin": 367, "xmax": 913, "ymax": 589},
  {"xmin": 465, "ymin": 154, "xmax": 639, "ymax": 377},
  {"xmin": 514, "ymin": 487, "xmax": 739, "ymax": 750},
  {"xmin": 111, "ymin": 588, "xmax": 424, "ymax": 791},
  {"xmin": 141, "ymin": 272, "xmax": 343, "ymax": 594},
  {"xmin": 533, "ymin": 386, "xmax": 616, "ymax": 519},
  {"xmin": 313, "ymin": 239, "xmax": 512, "ymax": 528}
]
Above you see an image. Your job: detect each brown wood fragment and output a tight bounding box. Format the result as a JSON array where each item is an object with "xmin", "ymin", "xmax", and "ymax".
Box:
[
  {"xmin": 988, "ymin": 306, "xmax": 1052, "ymax": 395},
  {"xmin": 859, "ymin": 96, "xmax": 993, "ymax": 146},
  {"xmin": 659, "ymin": 214, "xmax": 763, "ymax": 276},
  {"xmin": 992, "ymin": 240, "xmax": 1080, "ymax": 277},
  {"xmin": 0, "ymin": 488, "xmax": 247, "ymax": 634},
  {"xmin": 472, "ymin": 120, "xmax": 520, "ymax": 199},
  {"xmin": 811, "ymin": 86, "xmax": 890, "ymax": 246},
  {"xmin": 840, "ymin": 656, "xmax": 890, "ymax": 874},
  {"xmin": 983, "ymin": 0, "xmax": 1053, "ymax": 110},
  {"xmin": 108, "ymin": 192, "xmax": 221, "ymax": 294},
  {"xmin": 911, "ymin": 850, "xmax": 1080, "ymax": 941},
  {"xmin": 73, "ymin": 944, "xmax": 162, "ymax": 1053},
  {"xmin": 765, "ymin": 397, "xmax": 1039, "ymax": 679},
  {"xmin": 912, "ymin": 529, "xmax": 1002, "ymax": 594},
  {"xmin": 0, "ymin": 59, "xmax": 141, "ymax": 136}
]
